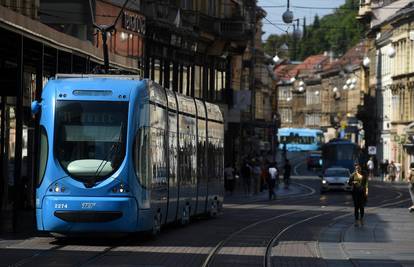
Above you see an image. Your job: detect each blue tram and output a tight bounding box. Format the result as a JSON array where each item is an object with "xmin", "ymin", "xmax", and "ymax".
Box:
[
  {"xmin": 33, "ymin": 74, "xmax": 224, "ymax": 234},
  {"xmin": 278, "ymin": 128, "xmax": 324, "ymax": 152},
  {"xmin": 321, "ymin": 139, "xmax": 360, "ymax": 172}
]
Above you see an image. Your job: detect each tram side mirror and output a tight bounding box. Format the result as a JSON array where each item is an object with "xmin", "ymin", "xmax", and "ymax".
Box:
[{"xmin": 31, "ymin": 101, "xmax": 41, "ymax": 115}]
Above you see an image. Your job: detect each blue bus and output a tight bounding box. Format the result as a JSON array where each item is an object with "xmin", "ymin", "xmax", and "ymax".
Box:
[
  {"xmin": 278, "ymin": 128, "xmax": 324, "ymax": 152},
  {"xmin": 321, "ymin": 139, "xmax": 360, "ymax": 172},
  {"xmin": 33, "ymin": 74, "xmax": 224, "ymax": 235}
]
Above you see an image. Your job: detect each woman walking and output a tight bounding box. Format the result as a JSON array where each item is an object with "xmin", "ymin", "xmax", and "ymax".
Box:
[{"xmin": 348, "ymin": 163, "xmax": 368, "ymax": 226}]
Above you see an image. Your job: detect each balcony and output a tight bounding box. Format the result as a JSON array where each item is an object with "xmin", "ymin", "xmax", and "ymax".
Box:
[
  {"xmin": 357, "ymin": 1, "xmax": 372, "ymax": 20},
  {"xmin": 218, "ymin": 20, "xmax": 251, "ymax": 40},
  {"xmin": 143, "ymin": 1, "xmax": 178, "ymax": 26}
]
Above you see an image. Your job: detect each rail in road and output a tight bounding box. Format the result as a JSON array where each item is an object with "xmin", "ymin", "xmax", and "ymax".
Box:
[
  {"xmin": 4, "ymin": 152, "xmax": 411, "ymax": 267},
  {"xmin": 201, "ymin": 152, "xmax": 410, "ymax": 267}
]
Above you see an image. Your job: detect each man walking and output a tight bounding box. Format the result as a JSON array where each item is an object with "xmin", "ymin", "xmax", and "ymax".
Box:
[
  {"xmin": 253, "ymin": 160, "xmax": 261, "ymax": 195},
  {"xmin": 241, "ymin": 160, "xmax": 252, "ymax": 195},
  {"xmin": 367, "ymin": 157, "xmax": 374, "ymax": 180},
  {"xmin": 387, "ymin": 161, "xmax": 397, "ymax": 182},
  {"xmin": 267, "ymin": 162, "xmax": 278, "ymax": 200},
  {"xmin": 283, "ymin": 159, "xmax": 292, "ymax": 189}
]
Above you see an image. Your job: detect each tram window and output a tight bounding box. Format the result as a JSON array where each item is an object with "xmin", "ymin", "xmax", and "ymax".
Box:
[
  {"xmin": 150, "ymin": 127, "xmax": 167, "ymax": 187},
  {"xmin": 133, "ymin": 127, "xmax": 150, "ymax": 189},
  {"xmin": 37, "ymin": 126, "xmax": 48, "ymax": 186}
]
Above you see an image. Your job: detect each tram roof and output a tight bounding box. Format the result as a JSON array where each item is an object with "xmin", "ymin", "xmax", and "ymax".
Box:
[{"xmin": 278, "ymin": 128, "xmax": 323, "ymax": 135}]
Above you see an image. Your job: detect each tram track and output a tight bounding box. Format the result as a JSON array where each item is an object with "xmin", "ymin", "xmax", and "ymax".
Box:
[
  {"xmin": 10, "ymin": 153, "xmax": 410, "ymax": 267},
  {"xmin": 202, "ymin": 153, "xmax": 411, "ymax": 267},
  {"xmin": 201, "ymin": 154, "xmax": 338, "ymax": 267},
  {"xmin": 8, "ymin": 154, "xmax": 316, "ymax": 267}
]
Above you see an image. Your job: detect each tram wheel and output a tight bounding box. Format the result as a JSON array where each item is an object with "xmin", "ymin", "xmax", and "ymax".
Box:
[{"xmin": 209, "ymin": 200, "xmax": 218, "ymax": 218}]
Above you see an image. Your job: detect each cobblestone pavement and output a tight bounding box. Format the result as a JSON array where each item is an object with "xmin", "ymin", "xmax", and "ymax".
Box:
[{"xmin": 1, "ymin": 152, "xmax": 413, "ymax": 267}]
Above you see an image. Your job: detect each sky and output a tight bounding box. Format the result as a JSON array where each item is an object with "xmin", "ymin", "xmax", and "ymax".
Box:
[{"xmin": 258, "ymin": 0, "xmax": 346, "ymax": 41}]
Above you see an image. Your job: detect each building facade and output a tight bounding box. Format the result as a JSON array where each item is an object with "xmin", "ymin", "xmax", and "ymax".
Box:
[{"xmin": 359, "ymin": 0, "xmax": 414, "ymax": 179}]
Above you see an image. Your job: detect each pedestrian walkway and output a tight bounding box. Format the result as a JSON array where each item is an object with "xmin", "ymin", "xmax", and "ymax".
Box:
[{"xmin": 319, "ymin": 207, "xmax": 414, "ymax": 266}]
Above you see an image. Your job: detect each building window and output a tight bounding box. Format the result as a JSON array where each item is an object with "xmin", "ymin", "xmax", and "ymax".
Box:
[{"xmin": 208, "ymin": 0, "xmax": 216, "ymax": 16}]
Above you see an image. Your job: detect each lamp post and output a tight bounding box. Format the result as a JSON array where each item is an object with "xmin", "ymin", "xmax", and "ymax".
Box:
[{"xmin": 282, "ymin": 0, "xmax": 294, "ymax": 24}]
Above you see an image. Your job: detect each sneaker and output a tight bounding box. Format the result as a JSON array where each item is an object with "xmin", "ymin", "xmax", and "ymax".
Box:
[
  {"xmin": 409, "ymin": 206, "xmax": 414, "ymax": 213},
  {"xmin": 354, "ymin": 220, "xmax": 359, "ymax": 227}
]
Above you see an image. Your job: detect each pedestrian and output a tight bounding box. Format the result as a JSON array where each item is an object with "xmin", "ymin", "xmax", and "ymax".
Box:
[
  {"xmin": 367, "ymin": 157, "xmax": 374, "ymax": 180},
  {"xmin": 224, "ymin": 164, "xmax": 236, "ymax": 195},
  {"xmin": 348, "ymin": 163, "xmax": 368, "ymax": 226},
  {"xmin": 241, "ymin": 160, "xmax": 252, "ymax": 195},
  {"xmin": 283, "ymin": 159, "xmax": 292, "ymax": 189},
  {"xmin": 387, "ymin": 161, "xmax": 397, "ymax": 182},
  {"xmin": 406, "ymin": 162, "xmax": 414, "ymax": 212},
  {"xmin": 260, "ymin": 162, "xmax": 269, "ymax": 192},
  {"xmin": 267, "ymin": 162, "xmax": 278, "ymax": 200},
  {"xmin": 282, "ymin": 142, "xmax": 287, "ymax": 160},
  {"xmin": 253, "ymin": 160, "xmax": 262, "ymax": 195},
  {"xmin": 380, "ymin": 159, "xmax": 388, "ymax": 181}
]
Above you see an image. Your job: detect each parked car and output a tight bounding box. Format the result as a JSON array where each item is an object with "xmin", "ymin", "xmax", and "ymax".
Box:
[
  {"xmin": 307, "ymin": 151, "xmax": 322, "ymax": 170},
  {"xmin": 320, "ymin": 167, "xmax": 352, "ymax": 193}
]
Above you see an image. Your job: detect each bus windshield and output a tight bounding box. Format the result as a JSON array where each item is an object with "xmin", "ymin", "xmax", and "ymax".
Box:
[
  {"xmin": 279, "ymin": 135, "xmax": 315, "ymax": 144},
  {"xmin": 55, "ymin": 100, "xmax": 128, "ymax": 181}
]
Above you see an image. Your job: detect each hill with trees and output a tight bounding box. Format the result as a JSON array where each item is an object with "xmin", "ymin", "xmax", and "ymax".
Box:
[{"xmin": 263, "ymin": 0, "xmax": 364, "ymax": 61}]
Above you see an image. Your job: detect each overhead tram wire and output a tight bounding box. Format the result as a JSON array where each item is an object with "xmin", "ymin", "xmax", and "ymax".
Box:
[
  {"xmin": 260, "ymin": 4, "xmax": 410, "ymax": 10},
  {"xmin": 263, "ymin": 16, "xmax": 289, "ymax": 33}
]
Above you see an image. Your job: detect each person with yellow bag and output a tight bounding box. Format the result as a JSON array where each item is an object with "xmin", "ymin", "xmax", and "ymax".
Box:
[{"xmin": 348, "ymin": 163, "xmax": 368, "ymax": 226}]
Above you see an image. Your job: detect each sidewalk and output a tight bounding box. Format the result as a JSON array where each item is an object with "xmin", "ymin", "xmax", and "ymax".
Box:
[{"xmin": 319, "ymin": 207, "xmax": 414, "ymax": 266}]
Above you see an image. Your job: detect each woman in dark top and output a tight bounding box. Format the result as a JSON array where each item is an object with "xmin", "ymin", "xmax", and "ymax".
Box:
[{"xmin": 348, "ymin": 163, "xmax": 368, "ymax": 226}]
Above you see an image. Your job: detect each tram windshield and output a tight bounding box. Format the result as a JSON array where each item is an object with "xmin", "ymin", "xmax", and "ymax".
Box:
[{"xmin": 55, "ymin": 101, "xmax": 128, "ymax": 181}]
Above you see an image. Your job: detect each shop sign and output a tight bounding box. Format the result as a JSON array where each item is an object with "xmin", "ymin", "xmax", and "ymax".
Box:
[
  {"xmin": 394, "ymin": 135, "xmax": 400, "ymax": 142},
  {"xmin": 400, "ymin": 134, "xmax": 407, "ymax": 144},
  {"xmin": 123, "ymin": 12, "xmax": 145, "ymax": 34}
]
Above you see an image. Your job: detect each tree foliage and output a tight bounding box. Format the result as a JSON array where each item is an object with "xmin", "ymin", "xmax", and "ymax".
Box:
[{"xmin": 263, "ymin": 0, "xmax": 364, "ymax": 61}]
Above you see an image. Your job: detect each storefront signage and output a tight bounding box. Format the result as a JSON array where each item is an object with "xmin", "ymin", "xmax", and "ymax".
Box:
[{"xmin": 122, "ymin": 12, "xmax": 145, "ymax": 34}]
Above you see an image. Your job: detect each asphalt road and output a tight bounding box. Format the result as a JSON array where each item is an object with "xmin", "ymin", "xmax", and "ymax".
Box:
[{"xmin": 1, "ymin": 152, "xmax": 413, "ymax": 267}]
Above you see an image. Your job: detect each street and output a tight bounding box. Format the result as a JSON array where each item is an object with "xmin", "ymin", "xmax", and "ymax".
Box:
[{"xmin": 1, "ymin": 152, "xmax": 412, "ymax": 267}]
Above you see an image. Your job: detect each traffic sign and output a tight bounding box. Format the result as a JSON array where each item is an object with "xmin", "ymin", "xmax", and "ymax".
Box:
[{"xmin": 368, "ymin": 146, "xmax": 377, "ymax": 155}]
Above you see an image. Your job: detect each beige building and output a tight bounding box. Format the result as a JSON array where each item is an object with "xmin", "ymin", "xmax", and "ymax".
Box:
[{"xmin": 358, "ymin": 0, "xmax": 414, "ymax": 180}]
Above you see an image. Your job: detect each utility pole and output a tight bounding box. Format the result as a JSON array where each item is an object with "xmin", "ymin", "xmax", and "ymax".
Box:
[
  {"xmin": 250, "ymin": 5, "xmax": 256, "ymax": 121},
  {"xmin": 249, "ymin": 3, "xmax": 256, "ymax": 154}
]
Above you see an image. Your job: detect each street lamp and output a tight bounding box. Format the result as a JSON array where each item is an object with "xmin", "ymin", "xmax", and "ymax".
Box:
[
  {"xmin": 282, "ymin": 0, "xmax": 294, "ymax": 24},
  {"xmin": 363, "ymin": 57, "xmax": 370, "ymax": 68},
  {"xmin": 387, "ymin": 46, "xmax": 396, "ymax": 58}
]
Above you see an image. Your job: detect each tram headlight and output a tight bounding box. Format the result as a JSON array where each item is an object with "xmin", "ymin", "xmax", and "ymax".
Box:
[
  {"xmin": 112, "ymin": 183, "xmax": 128, "ymax": 193},
  {"xmin": 52, "ymin": 183, "xmax": 65, "ymax": 193}
]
